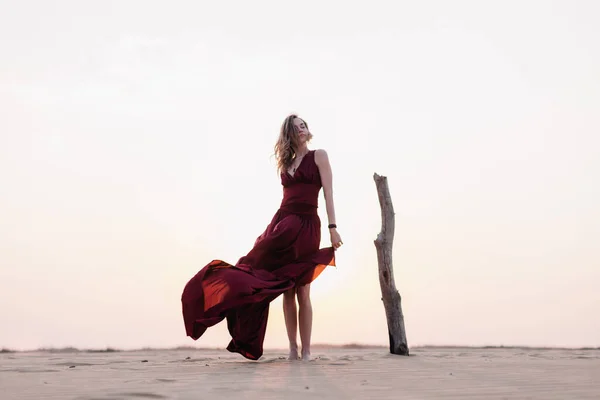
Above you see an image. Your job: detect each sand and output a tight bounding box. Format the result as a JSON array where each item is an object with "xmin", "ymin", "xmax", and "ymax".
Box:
[{"xmin": 1, "ymin": 346, "xmax": 598, "ymax": 399}]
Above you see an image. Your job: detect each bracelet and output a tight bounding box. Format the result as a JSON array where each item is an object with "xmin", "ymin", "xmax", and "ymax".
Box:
[{"xmin": 328, "ymin": 224, "xmax": 337, "ymax": 229}]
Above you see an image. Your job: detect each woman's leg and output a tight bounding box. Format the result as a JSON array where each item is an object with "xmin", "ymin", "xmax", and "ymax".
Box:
[
  {"xmin": 283, "ymin": 287, "xmax": 299, "ymax": 360},
  {"xmin": 296, "ymin": 284, "xmax": 313, "ymax": 360}
]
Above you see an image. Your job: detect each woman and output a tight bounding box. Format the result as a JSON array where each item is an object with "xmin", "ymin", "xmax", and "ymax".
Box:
[{"xmin": 181, "ymin": 114, "xmax": 343, "ymax": 361}]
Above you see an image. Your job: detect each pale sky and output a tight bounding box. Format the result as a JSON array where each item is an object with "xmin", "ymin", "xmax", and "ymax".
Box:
[{"xmin": 1, "ymin": 0, "xmax": 599, "ymax": 351}]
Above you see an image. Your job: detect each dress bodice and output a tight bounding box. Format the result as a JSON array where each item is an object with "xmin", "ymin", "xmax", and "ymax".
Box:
[{"xmin": 279, "ymin": 150, "xmax": 322, "ymax": 214}]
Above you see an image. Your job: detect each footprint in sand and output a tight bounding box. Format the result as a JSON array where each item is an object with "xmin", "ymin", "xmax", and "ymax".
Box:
[
  {"xmin": 116, "ymin": 393, "xmax": 167, "ymax": 399},
  {"xmin": 4, "ymin": 368, "xmax": 60, "ymax": 373},
  {"xmin": 55, "ymin": 362, "xmax": 95, "ymax": 367}
]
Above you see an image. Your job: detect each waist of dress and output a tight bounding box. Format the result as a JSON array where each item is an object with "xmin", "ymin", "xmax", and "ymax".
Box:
[{"xmin": 279, "ymin": 202, "xmax": 318, "ymax": 215}]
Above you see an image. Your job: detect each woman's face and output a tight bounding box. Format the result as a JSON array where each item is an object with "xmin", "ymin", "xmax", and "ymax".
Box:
[{"xmin": 293, "ymin": 118, "xmax": 309, "ymax": 144}]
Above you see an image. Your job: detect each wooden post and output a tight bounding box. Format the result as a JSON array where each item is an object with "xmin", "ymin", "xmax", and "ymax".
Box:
[{"xmin": 373, "ymin": 173, "xmax": 409, "ymax": 356}]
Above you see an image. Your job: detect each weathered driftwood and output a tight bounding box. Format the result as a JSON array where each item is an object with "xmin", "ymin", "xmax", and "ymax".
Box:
[{"xmin": 373, "ymin": 173, "xmax": 409, "ymax": 356}]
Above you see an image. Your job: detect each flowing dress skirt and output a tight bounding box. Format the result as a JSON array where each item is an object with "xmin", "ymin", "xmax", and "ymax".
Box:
[{"xmin": 181, "ymin": 206, "xmax": 335, "ymax": 360}]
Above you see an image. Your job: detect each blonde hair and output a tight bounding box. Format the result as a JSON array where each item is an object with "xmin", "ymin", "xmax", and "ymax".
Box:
[{"xmin": 273, "ymin": 114, "xmax": 313, "ymax": 173}]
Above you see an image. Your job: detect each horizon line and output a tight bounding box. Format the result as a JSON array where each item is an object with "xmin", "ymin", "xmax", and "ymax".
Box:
[{"xmin": 2, "ymin": 343, "xmax": 599, "ymax": 354}]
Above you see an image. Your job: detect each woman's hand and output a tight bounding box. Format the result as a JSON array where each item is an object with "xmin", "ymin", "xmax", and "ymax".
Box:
[{"xmin": 330, "ymin": 228, "xmax": 343, "ymax": 250}]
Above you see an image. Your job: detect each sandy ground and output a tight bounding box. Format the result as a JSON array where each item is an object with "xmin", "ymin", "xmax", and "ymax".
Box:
[{"xmin": 1, "ymin": 346, "xmax": 598, "ymax": 399}]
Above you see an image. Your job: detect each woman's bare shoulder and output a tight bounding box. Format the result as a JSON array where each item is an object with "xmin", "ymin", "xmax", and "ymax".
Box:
[{"xmin": 313, "ymin": 149, "xmax": 329, "ymax": 165}]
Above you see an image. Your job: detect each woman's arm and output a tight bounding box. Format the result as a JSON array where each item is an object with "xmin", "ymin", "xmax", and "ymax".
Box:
[
  {"xmin": 315, "ymin": 149, "xmax": 343, "ymax": 249},
  {"xmin": 314, "ymin": 149, "xmax": 336, "ymax": 226}
]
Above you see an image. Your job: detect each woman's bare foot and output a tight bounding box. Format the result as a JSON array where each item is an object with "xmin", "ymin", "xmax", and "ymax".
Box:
[
  {"xmin": 301, "ymin": 349, "xmax": 312, "ymax": 361},
  {"xmin": 288, "ymin": 346, "xmax": 299, "ymax": 360}
]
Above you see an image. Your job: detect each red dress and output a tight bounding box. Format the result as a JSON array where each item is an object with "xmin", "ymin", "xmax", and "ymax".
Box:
[{"xmin": 181, "ymin": 150, "xmax": 336, "ymax": 360}]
